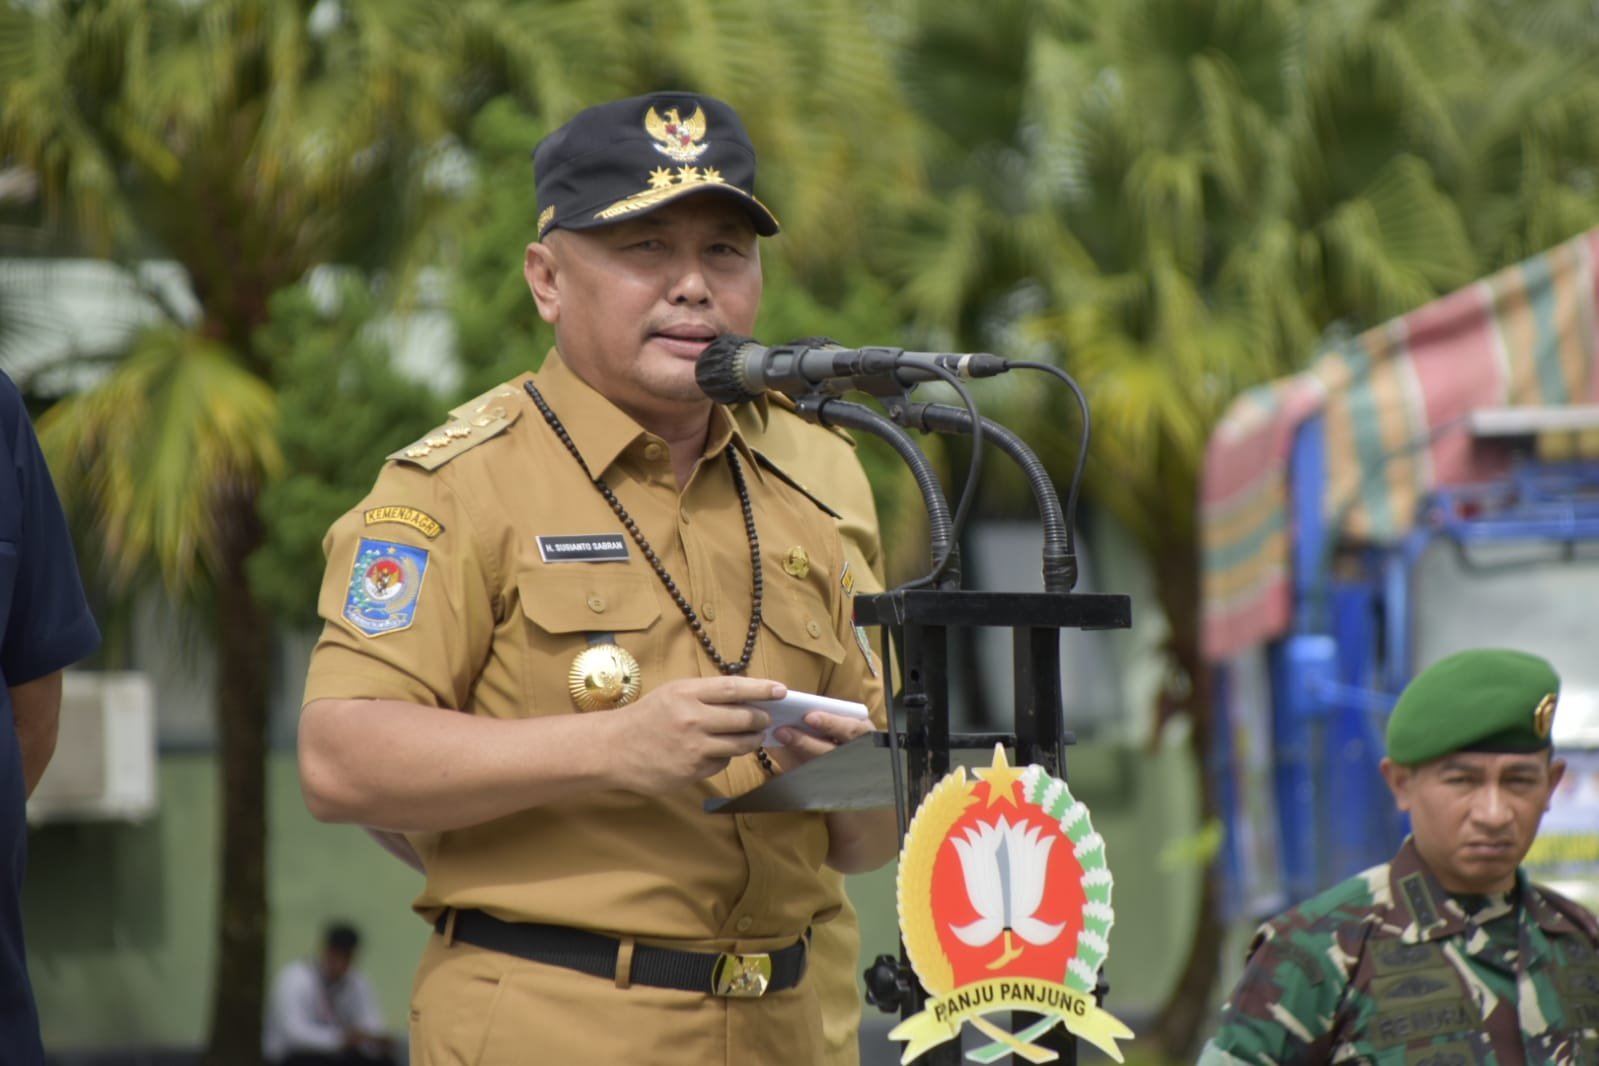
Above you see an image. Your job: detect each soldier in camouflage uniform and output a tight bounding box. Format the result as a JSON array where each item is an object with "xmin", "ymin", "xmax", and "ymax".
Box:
[{"xmin": 1199, "ymin": 648, "xmax": 1599, "ymax": 1065}]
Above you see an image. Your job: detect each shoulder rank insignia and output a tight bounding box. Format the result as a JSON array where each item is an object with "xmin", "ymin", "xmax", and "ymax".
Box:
[{"xmin": 388, "ymin": 383, "xmax": 524, "ymax": 471}]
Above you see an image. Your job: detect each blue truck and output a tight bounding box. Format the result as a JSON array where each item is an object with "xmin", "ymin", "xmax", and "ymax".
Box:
[{"xmin": 1205, "ymin": 228, "xmax": 1599, "ymax": 920}]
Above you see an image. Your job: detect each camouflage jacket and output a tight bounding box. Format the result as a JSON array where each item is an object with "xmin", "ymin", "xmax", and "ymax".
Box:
[{"xmin": 1197, "ymin": 838, "xmax": 1599, "ymax": 1065}]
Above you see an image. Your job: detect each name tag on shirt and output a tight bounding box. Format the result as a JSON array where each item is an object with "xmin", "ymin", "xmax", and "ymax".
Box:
[{"xmin": 537, "ymin": 533, "xmax": 630, "ymax": 563}]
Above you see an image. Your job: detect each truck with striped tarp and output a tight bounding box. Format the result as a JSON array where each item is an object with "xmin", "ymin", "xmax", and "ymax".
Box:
[{"xmin": 1200, "ymin": 226, "xmax": 1599, "ymax": 922}]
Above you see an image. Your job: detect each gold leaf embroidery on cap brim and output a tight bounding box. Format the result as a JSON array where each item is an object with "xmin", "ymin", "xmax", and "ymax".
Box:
[{"xmin": 595, "ymin": 176, "xmax": 770, "ymax": 223}]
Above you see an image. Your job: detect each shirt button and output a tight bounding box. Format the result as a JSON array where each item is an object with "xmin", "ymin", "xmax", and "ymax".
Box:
[
  {"xmin": 806, "ymin": 620, "xmax": 822, "ymax": 638},
  {"xmin": 735, "ymin": 916, "xmax": 753, "ymax": 933},
  {"xmin": 587, "ymin": 596, "xmax": 606, "ymax": 612},
  {"xmin": 644, "ymin": 442, "xmax": 665, "ymax": 461},
  {"xmin": 702, "ymin": 603, "xmax": 717, "ymax": 621}
]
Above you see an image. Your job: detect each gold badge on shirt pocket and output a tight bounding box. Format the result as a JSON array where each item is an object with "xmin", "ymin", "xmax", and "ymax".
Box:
[{"xmin": 782, "ymin": 546, "xmax": 810, "ymax": 579}]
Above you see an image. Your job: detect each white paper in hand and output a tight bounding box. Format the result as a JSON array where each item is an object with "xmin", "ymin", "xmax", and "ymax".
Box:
[{"xmin": 751, "ymin": 691, "xmax": 871, "ymax": 747}]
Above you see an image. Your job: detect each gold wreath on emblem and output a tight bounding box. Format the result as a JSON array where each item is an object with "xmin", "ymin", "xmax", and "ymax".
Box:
[
  {"xmin": 1534, "ymin": 692, "xmax": 1557, "ymax": 739},
  {"xmin": 568, "ymin": 644, "xmax": 643, "ymax": 711},
  {"xmin": 645, "ymin": 105, "xmax": 709, "ymax": 163}
]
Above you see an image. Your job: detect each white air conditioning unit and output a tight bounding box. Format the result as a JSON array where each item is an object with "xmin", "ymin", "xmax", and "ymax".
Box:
[{"xmin": 26, "ymin": 671, "xmax": 157, "ymax": 823}]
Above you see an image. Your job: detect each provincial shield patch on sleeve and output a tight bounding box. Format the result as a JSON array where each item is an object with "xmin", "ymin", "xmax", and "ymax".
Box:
[{"xmin": 342, "ymin": 538, "xmax": 429, "ymax": 636}]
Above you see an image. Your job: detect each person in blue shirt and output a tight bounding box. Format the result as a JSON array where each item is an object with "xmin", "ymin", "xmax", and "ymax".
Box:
[{"xmin": 0, "ymin": 370, "xmax": 101, "ymax": 1065}]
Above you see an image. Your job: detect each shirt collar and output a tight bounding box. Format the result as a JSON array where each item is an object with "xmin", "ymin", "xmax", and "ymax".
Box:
[
  {"xmin": 1390, "ymin": 837, "xmax": 1475, "ymax": 942},
  {"xmin": 530, "ymin": 348, "xmax": 762, "ymax": 483},
  {"xmin": 1518, "ymin": 873, "xmax": 1585, "ymax": 937},
  {"xmin": 1389, "ymin": 837, "xmax": 1552, "ymax": 942}
]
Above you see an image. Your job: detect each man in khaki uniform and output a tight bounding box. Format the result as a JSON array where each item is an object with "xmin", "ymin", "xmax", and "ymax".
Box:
[{"xmin": 299, "ymin": 92, "xmax": 898, "ymax": 1064}]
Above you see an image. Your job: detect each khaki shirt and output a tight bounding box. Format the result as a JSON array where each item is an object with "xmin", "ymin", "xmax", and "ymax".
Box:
[{"xmin": 305, "ymin": 351, "xmax": 885, "ymax": 949}]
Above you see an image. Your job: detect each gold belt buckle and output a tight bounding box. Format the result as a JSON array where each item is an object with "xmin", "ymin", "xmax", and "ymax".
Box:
[{"xmin": 711, "ymin": 951, "xmax": 773, "ymax": 997}]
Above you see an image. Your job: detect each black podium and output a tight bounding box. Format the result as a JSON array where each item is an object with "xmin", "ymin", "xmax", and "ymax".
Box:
[{"xmin": 708, "ymin": 583, "xmax": 1131, "ymax": 1064}]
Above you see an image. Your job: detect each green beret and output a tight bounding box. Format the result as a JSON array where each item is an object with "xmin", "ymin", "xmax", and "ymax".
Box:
[{"xmin": 1386, "ymin": 649, "xmax": 1558, "ymax": 765}]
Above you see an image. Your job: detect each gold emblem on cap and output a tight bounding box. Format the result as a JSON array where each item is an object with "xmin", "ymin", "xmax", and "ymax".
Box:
[
  {"xmin": 538, "ymin": 205, "xmax": 555, "ymax": 234},
  {"xmin": 1534, "ymin": 692, "xmax": 1556, "ymax": 738},
  {"xmin": 568, "ymin": 644, "xmax": 642, "ymax": 711},
  {"xmin": 783, "ymin": 547, "xmax": 810, "ymax": 579},
  {"xmin": 645, "ymin": 105, "xmax": 708, "ymax": 163}
]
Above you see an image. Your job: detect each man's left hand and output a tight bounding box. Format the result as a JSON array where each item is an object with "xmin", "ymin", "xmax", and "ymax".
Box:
[{"xmin": 766, "ymin": 711, "xmax": 875, "ymax": 771}]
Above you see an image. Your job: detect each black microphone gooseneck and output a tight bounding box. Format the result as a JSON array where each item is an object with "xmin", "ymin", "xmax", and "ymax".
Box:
[
  {"xmin": 779, "ymin": 394, "xmax": 957, "ymax": 855},
  {"xmin": 886, "ymin": 400, "xmax": 1077, "ymax": 593},
  {"xmin": 785, "ymin": 395, "xmax": 957, "ymax": 588}
]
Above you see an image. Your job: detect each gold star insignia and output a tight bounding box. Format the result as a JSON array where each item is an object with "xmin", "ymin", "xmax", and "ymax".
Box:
[
  {"xmin": 702, "ymin": 167, "xmax": 725, "ymax": 184},
  {"xmin": 974, "ymin": 744, "xmax": 1026, "ymax": 808},
  {"xmin": 676, "ymin": 166, "xmax": 699, "ymax": 183},
  {"xmin": 648, "ymin": 167, "xmax": 675, "ymax": 189}
]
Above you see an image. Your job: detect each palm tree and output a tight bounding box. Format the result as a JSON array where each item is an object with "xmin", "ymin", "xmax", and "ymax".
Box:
[
  {"xmin": 1, "ymin": 2, "xmax": 452, "ymax": 1060},
  {"xmin": 7, "ymin": 1, "xmax": 929, "ymax": 1057},
  {"xmin": 884, "ymin": 0, "xmax": 1599, "ymax": 1055}
]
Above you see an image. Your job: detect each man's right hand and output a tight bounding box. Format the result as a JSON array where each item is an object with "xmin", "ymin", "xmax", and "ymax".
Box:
[{"xmin": 606, "ymin": 676, "xmax": 781, "ymax": 793}]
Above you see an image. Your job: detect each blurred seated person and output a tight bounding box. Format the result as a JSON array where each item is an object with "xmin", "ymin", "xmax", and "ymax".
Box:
[{"xmin": 264, "ymin": 922, "xmax": 396, "ymax": 1066}]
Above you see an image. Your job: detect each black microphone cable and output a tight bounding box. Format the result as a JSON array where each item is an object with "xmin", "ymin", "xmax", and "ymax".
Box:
[{"xmin": 1009, "ymin": 361, "xmax": 1091, "ymax": 592}]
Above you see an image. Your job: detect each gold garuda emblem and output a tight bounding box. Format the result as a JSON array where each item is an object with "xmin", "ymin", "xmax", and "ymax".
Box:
[
  {"xmin": 890, "ymin": 745, "xmax": 1133, "ymax": 1063},
  {"xmin": 569, "ymin": 643, "xmax": 642, "ymax": 711},
  {"xmin": 645, "ymin": 106, "xmax": 709, "ymax": 163}
]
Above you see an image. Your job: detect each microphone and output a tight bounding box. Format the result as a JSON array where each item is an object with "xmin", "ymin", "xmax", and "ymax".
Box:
[{"xmin": 696, "ymin": 334, "xmax": 1009, "ymax": 404}]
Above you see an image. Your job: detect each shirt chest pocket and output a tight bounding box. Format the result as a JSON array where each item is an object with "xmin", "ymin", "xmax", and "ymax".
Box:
[
  {"xmin": 1362, "ymin": 944, "xmax": 1483, "ymax": 1063},
  {"xmin": 760, "ymin": 581, "xmax": 846, "ymax": 672},
  {"xmin": 516, "ymin": 569, "xmax": 662, "ymax": 713}
]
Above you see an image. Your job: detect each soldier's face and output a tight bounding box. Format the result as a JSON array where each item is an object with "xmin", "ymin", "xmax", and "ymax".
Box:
[
  {"xmin": 1381, "ymin": 752, "xmax": 1566, "ymax": 895},
  {"xmin": 525, "ymin": 197, "xmax": 762, "ymax": 429}
]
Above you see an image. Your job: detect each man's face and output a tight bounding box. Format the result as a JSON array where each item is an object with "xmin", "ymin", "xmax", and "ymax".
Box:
[
  {"xmin": 322, "ymin": 947, "xmax": 353, "ymax": 982},
  {"xmin": 1381, "ymin": 751, "xmax": 1566, "ymax": 895},
  {"xmin": 525, "ymin": 196, "xmax": 762, "ymax": 428}
]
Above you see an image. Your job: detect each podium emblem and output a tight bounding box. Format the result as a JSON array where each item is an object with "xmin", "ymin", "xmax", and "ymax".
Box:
[{"xmin": 890, "ymin": 745, "xmax": 1132, "ymax": 1063}]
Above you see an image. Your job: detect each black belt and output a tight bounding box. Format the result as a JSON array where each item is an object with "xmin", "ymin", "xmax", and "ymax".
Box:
[{"xmin": 437, "ymin": 909, "xmax": 808, "ymax": 998}]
